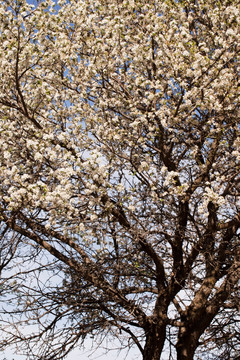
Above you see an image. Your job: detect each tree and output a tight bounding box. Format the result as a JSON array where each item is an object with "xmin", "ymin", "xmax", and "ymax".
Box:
[{"xmin": 0, "ymin": 0, "xmax": 239, "ymax": 359}]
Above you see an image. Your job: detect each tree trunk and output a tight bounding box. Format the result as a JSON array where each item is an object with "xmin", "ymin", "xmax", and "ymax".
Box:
[
  {"xmin": 176, "ymin": 327, "xmax": 200, "ymax": 360},
  {"xmin": 142, "ymin": 324, "xmax": 166, "ymax": 360}
]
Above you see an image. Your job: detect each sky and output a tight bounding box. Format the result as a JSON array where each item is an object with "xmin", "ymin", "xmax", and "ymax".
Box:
[{"xmin": 0, "ymin": 339, "xmax": 140, "ymax": 360}]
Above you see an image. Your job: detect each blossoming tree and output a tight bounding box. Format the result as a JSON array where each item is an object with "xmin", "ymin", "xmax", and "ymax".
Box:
[{"xmin": 0, "ymin": 0, "xmax": 239, "ymax": 359}]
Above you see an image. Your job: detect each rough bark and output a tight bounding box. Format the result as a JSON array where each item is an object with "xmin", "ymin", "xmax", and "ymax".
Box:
[{"xmin": 143, "ymin": 323, "xmax": 166, "ymax": 360}]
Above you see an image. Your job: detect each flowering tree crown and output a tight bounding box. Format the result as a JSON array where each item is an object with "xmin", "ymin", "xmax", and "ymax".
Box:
[{"xmin": 0, "ymin": 0, "xmax": 239, "ymax": 359}]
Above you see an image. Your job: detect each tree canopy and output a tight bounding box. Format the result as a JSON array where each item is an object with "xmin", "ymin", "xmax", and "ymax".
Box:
[{"xmin": 0, "ymin": 0, "xmax": 239, "ymax": 359}]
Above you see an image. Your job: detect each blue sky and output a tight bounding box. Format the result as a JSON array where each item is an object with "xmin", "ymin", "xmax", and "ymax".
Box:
[{"xmin": 0, "ymin": 339, "xmax": 139, "ymax": 360}]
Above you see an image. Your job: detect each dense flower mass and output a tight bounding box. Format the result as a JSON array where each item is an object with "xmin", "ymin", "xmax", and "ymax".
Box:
[{"xmin": 0, "ymin": 1, "xmax": 239, "ymax": 359}]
